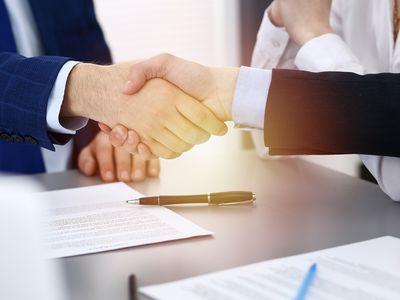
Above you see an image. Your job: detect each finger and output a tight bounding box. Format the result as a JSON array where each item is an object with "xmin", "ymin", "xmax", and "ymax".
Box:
[
  {"xmin": 131, "ymin": 155, "xmax": 146, "ymax": 181},
  {"xmin": 95, "ymin": 139, "xmax": 115, "ymax": 182},
  {"xmin": 142, "ymin": 137, "xmax": 182, "ymax": 159},
  {"xmin": 147, "ymin": 159, "xmax": 160, "ymax": 177},
  {"xmin": 110, "ymin": 124, "xmax": 129, "ymax": 147},
  {"xmin": 176, "ymin": 98, "xmax": 228, "ymax": 136},
  {"xmin": 78, "ymin": 146, "xmax": 97, "ymax": 176},
  {"xmin": 114, "ymin": 146, "xmax": 132, "ymax": 182},
  {"xmin": 121, "ymin": 131, "xmax": 141, "ymax": 155},
  {"xmin": 116, "ymin": 132, "xmax": 153, "ymax": 160},
  {"xmin": 98, "ymin": 122, "xmax": 112, "ymax": 133},
  {"xmin": 164, "ymin": 113, "xmax": 210, "ymax": 145},
  {"xmin": 137, "ymin": 143, "xmax": 156, "ymax": 160},
  {"xmin": 151, "ymin": 127, "xmax": 194, "ymax": 154},
  {"xmin": 124, "ymin": 54, "xmax": 171, "ymax": 94}
]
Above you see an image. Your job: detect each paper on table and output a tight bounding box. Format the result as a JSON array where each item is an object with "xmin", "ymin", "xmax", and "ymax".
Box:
[
  {"xmin": 38, "ymin": 183, "xmax": 213, "ymax": 258},
  {"xmin": 140, "ymin": 236, "xmax": 400, "ymax": 300}
]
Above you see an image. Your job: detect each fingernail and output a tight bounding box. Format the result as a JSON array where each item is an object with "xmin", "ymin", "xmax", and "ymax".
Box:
[
  {"xmin": 150, "ymin": 168, "xmax": 159, "ymax": 176},
  {"xmin": 121, "ymin": 171, "xmax": 130, "ymax": 181},
  {"xmin": 134, "ymin": 170, "xmax": 143, "ymax": 180},
  {"xmin": 104, "ymin": 171, "xmax": 114, "ymax": 181},
  {"xmin": 113, "ymin": 130, "xmax": 122, "ymax": 141},
  {"xmin": 128, "ymin": 133, "xmax": 135, "ymax": 145}
]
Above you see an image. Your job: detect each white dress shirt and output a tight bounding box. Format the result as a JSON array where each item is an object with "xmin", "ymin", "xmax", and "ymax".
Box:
[
  {"xmin": 4, "ymin": 0, "xmax": 86, "ymax": 173},
  {"xmin": 231, "ymin": 0, "xmax": 400, "ymax": 201}
]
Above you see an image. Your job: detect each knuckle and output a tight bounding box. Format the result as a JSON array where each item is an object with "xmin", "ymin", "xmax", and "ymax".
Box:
[
  {"xmin": 156, "ymin": 145, "xmax": 181, "ymax": 159},
  {"xmin": 110, "ymin": 136, "xmax": 123, "ymax": 147},
  {"xmin": 194, "ymin": 109, "xmax": 209, "ymax": 123},
  {"xmin": 164, "ymin": 151, "xmax": 181, "ymax": 159},
  {"xmin": 174, "ymin": 140, "xmax": 191, "ymax": 153},
  {"xmin": 143, "ymin": 140, "xmax": 159, "ymax": 158},
  {"xmin": 161, "ymin": 151, "xmax": 175, "ymax": 159},
  {"xmin": 216, "ymin": 123, "xmax": 228, "ymax": 135},
  {"xmin": 187, "ymin": 129, "xmax": 206, "ymax": 145},
  {"xmin": 96, "ymin": 144, "xmax": 111, "ymax": 155},
  {"xmin": 183, "ymin": 144, "xmax": 194, "ymax": 152},
  {"xmin": 115, "ymin": 156, "xmax": 130, "ymax": 169},
  {"xmin": 197, "ymin": 132, "xmax": 210, "ymax": 144},
  {"xmin": 158, "ymin": 52, "xmax": 174, "ymax": 63},
  {"xmin": 140, "ymin": 121, "xmax": 159, "ymax": 137},
  {"xmin": 124, "ymin": 143, "xmax": 138, "ymax": 154}
]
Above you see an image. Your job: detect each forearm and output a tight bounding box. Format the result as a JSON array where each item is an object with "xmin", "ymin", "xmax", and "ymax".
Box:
[
  {"xmin": 265, "ymin": 69, "xmax": 400, "ymax": 157},
  {"xmin": 0, "ymin": 53, "xmax": 71, "ymax": 150},
  {"xmin": 62, "ymin": 63, "xmax": 108, "ymax": 121},
  {"xmin": 61, "ymin": 62, "xmax": 129, "ymax": 126}
]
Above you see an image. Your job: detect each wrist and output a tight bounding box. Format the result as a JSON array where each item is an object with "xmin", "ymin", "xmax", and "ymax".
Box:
[
  {"xmin": 211, "ymin": 67, "xmax": 239, "ymax": 121},
  {"xmin": 293, "ymin": 25, "xmax": 334, "ymax": 46},
  {"xmin": 62, "ymin": 63, "xmax": 118, "ymax": 124},
  {"xmin": 62, "ymin": 63, "xmax": 96, "ymax": 119}
]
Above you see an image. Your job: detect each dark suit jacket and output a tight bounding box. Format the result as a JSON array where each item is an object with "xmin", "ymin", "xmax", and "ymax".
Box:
[
  {"xmin": 0, "ymin": 0, "xmax": 111, "ymax": 155},
  {"xmin": 265, "ymin": 69, "xmax": 400, "ymax": 157}
]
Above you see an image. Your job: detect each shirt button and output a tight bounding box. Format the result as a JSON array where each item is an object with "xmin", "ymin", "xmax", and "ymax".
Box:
[{"xmin": 272, "ymin": 41, "xmax": 280, "ymax": 48}]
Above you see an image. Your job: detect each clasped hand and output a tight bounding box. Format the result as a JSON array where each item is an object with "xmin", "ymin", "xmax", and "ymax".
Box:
[
  {"xmin": 97, "ymin": 0, "xmax": 334, "ymax": 158},
  {"xmin": 97, "ymin": 54, "xmax": 239, "ymax": 159},
  {"xmin": 64, "ymin": 60, "xmax": 233, "ymax": 160}
]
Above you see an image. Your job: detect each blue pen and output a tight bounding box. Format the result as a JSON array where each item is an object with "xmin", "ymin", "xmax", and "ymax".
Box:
[{"xmin": 293, "ymin": 263, "xmax": 318, "ymax": 300}]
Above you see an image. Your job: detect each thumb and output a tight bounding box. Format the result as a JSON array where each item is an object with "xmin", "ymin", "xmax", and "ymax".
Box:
[
  {"xmin": 123, "ymin": 54, "xmax": 170, "ymax": 95},
  {"xmin": 123, "ymin": 53, "xmax": 212, "ymax": 101}
]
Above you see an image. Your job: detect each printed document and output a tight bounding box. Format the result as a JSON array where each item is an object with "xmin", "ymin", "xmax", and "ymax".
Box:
[
  {"xmin": 141, "ymin": 236, "xmax": 400, "ymax": 300},
  {"xmin": 38, "ymin": 183, "xmax": 212, "ymax": 258}
]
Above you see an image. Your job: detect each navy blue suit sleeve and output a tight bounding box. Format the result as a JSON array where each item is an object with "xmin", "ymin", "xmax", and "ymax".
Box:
[
  {"xmin": 265, "ymin": 69, "xmax": 400, "ymax": 157},
  {"xmin": 0, "ymin": 52, "xmax": 72, "ymax": 150}
]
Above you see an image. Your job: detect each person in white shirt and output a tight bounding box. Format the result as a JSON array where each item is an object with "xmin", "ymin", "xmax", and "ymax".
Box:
[
  {"xmin": 104, "ymin": 0, "xmax": 400, "ymax": 201},
  {"xmin": 249, "ymin": 0, "xmax": 400, "ymax": 201}
]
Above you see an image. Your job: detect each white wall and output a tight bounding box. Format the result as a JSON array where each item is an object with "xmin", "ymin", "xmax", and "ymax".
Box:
[{"xmin": 94, "ymin": 0, "xmax": 240, "ymax": 66}]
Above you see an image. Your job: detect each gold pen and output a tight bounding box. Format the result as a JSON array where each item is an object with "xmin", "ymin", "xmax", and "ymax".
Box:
[{"xmin": 126, "ymin": 191, "xmax": 256, "ymax": 206}]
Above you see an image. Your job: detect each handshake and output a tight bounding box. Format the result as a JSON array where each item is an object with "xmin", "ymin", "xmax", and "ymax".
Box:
[{"xmin": 62, "ymin": 54, "xmax": 239, "ymax": 159}]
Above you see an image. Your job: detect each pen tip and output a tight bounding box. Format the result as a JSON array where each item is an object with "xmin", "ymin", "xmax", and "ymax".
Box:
[{"xmin": 126, "ymin": 199, "xmax": 139, "ymax": 204}]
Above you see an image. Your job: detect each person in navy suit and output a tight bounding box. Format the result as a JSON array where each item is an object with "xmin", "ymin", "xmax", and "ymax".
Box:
[
  {"xmin": 0, "ymin": 0, "xmax": 227, "ymax": 178},
  {"xmin": 0, "ymin": 0, "xmax": 162, "ymax": 182}
]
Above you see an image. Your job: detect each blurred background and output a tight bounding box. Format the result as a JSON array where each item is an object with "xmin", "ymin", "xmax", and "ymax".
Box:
[{"xmin": 94, "ymin": 0, "xmax": 362, "ymax": 179}]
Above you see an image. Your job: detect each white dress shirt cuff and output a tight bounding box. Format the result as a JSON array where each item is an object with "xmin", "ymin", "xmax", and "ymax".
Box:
[
  {"xmin": 295, "ymin": 33, "xmax": 363, "ymax": 73},
  {"xmin": 46, "ymin": 61, "xmax": 88, "ymax": 134},
  {"xmin": 232, "ymin": 66, "xmax": 271, "ymax": 130},
  {"xmin": 252, "ymin": 9, "xmax": 290, "ymax": 67}
]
